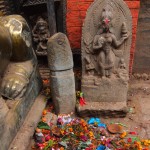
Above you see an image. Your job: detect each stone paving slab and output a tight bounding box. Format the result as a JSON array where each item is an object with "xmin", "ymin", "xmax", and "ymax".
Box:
[{"xmin": 9, "ymin": 95, "xmax": 47, "ymax": 150}]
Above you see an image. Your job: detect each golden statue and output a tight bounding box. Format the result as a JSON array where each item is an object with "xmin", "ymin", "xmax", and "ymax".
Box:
[
  {"xmin": 0, "ymin": 15, "xmax": 42, "ymax": 149},
  {"xmin": 0, "ymin": 15, "xmax": 41, "ymax": 99}
]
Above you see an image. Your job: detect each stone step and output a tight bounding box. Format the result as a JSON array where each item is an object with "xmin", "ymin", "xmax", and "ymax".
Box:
[
  {"xmin": 8, "ymin": 95, "xmax": 47, "ymax": 150},
  {"xmin": 76, "ymin": 101, "xmax": 128, "ymax": 118}
]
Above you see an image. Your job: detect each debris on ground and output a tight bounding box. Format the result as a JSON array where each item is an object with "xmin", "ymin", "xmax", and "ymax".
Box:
[{"xmin": 31, "ymin": 106, "xmax": 150, "ymax": 150}]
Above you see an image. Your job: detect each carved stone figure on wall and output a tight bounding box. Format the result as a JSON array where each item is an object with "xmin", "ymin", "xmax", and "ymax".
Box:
[
  {"xmin": 32, "ymin": 17, "xmax": 50, "ymax": 55},
  {"xmin": 77, "ymin": 0, "xmax": 132, "ymax": 117}
]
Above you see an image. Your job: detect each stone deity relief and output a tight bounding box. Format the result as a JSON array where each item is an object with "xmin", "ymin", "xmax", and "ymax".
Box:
[
  {"xmin": 32, "ymin": 17, "xmax": 50, "ymax": 55},
  {"xmin": 82, "ymin": 0, "xmax": 132, "ymax": 84}
]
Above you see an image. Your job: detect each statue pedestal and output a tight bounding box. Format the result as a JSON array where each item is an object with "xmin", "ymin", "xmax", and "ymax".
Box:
[
  {"xmin": 76, "ymin": 75, "xmax": 128, "ymax": 117},
  {"xmin": 0, "ymin": 66, "xmax": 42, "ymax": 150}
]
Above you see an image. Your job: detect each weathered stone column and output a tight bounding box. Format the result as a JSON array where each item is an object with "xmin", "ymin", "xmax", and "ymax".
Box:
[{"xmin": 47, "ymin": 32, "xmax": 76, "ymax": 114}]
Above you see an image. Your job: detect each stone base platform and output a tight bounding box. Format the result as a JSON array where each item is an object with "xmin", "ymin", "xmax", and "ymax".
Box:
[
  {"xmin": 0, "ymin": 67, "xmax": 42, "ymax": 150},
  {"xmin": 76, "ymin": 101, "xmax": 128, "ymax": 118},
  {"xmin": 82, "ymin": 75, "xmax": 128, "ymax": 102}
]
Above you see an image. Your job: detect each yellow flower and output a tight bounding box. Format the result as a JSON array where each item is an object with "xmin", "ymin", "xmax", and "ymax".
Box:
[
  {"xmin": 60, "ymin": 130, "xmax": 65, "ymax": 135},
  {"xmin": 120, "ymin": 131, "xmax": 127, "ymax": 138},
  {"xmin": 141, "ymin": 139, "xmax": 150, "ymax": 146}
]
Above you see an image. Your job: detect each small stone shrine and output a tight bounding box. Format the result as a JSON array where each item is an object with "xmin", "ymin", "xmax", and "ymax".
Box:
[
  {"xmin": 77, "ymin": 0, "xmax": 132, "ymax": 117},
  {"xmin": 47, "ymin": 33, "xmax": 76, "ymax": 115}
]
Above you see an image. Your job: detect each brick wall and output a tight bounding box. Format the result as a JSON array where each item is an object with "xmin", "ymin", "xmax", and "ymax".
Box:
[{"xmin": 66, "ymin": 0, "xmax": 140, "ymax": 73}]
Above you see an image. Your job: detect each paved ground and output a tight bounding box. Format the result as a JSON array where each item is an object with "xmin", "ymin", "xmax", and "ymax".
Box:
[{"xmin": 9, "ymin": 79, "xmax": 150, "ymax": 150}]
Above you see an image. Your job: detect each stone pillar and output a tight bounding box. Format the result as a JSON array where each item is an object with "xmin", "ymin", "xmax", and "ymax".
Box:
[{"xmin": 47, "ymin": 32, "xmax": 76, "ymax": 114}]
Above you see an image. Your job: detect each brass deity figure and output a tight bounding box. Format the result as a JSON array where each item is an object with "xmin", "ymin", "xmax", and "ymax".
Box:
[{"xmin": 0, "ymin": 15, "xmax": 41, "ymax": 99}]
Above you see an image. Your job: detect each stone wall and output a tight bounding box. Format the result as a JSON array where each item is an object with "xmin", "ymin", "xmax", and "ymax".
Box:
[
  {"xmin": 133, "ymin": 0, "xmax": 150, "ymax": 74},
  {"xmin": 65, "ymin": 0, "xmax": 140, "ymax": 73}
]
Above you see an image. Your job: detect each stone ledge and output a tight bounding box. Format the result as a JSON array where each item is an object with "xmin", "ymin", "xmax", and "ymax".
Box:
[
  {"xmin": 76, "ymin": 101, "xmax": 128, "ymax": 118},
  {"xmin": 8, "ymin": 95, "xmax": 48, "ymax": 150}
]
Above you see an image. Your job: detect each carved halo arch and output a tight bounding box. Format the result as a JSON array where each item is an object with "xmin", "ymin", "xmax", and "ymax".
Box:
[{"xmin": 81, "ymin": 0, "xmax": 132, "ymax": 76}]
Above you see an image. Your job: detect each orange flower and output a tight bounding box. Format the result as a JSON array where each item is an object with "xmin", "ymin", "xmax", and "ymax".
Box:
[
  {"xmin": 141, "ymin": 140, "xmax": 150, "ymax": 146},
  {"xmin": 69, "ymin": 128, "xmax": 73, "ymax": 132},
  {"xmin": 88, "ymin": 131, "xmax": 94, "ymax": 139},
  {"xmin": 42, "ymin": 110, "xmax": 47, "ymax": 116},
  {"xmin": 36, "ymin": 128, "xmax": 41, "ymax": 133},
  {"xmin": 82, "ymin": 122, "xmax": 87, "ymax": 127},
  {"xmin": 42, "ymin": 129, "xmax": 50, "ymax": 134},
  {"xmin": 134, "ymin": 141, "xmax": 142, "ymax": 150},
  {"xmin": 120, "ymin": 131, "xmax": 127, "ymax": 138},
  {"xmin": 80, "ymin": 132, "xmax": 84, "ymax": 136},
  {"xmin": 124, "ymin": 143, "xmax": 130, "ymax": 148},
  {"xmin": 84, "ymin": 126, "xmax": 88, "ymax": 131}
]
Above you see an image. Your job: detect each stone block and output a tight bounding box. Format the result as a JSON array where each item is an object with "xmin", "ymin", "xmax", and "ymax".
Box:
[{"xmin": 82, "ymin": 76, "xmax": 128, "ymax": 102}]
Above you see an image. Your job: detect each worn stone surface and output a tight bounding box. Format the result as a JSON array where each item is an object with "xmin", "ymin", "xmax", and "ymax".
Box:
[
  {"xmin": 133, "ymin": 0, "xmax": 150, "ymax": 73},
  {"xmin": 47, "ymin": 33, "xmax": 76, "ymax": 115},
  {"xmin": 50, "ymin": 69, "xmax": 76, "ymax": 114},
  {"xmin": 128, "ymin": 79, "xmax": 150, "ymax": 139},
  {"xmin": 77, "ymin": 0, "xmax": 132, "ymax": 117},
  {"xmin": 0, "ymin": 98, "xmax": 9, "ymax": 121},
  {"xmin": 8, "ymin": 95, "xmax": 47, "ymax": 150},
  {"xmin": 0, "ymin": 68, "xmax": 42, "ymax": 150},
  {"xmin": 47, "ymin": 32, "xmax": 73, "ymax": 71},
  {"xmin": 82, "ymin": 76, "xmax": 128, "ymax": 102},
  {"xmin": 76, "ymin": 101, "xmax": 128, "ymax": 118}
]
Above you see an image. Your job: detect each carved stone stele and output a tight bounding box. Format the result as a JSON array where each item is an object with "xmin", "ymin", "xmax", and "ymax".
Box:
[
  {"xmin": 77, "ymin": 0, "xmax": 132, "ymax": 117},
  {"xmin": 47, "ymin": 33, "xmax": 76, "ymax": 115}
]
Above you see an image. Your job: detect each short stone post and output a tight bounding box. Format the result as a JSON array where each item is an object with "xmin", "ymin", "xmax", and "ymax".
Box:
[{"xmin": 47, "ymin": 33, "xmax": 76, "ymax": 115}]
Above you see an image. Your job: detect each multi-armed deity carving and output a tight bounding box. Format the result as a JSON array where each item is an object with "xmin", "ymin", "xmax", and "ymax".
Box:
[
  {"xmin": 82, "ymin": 0, "xmax": 132, "ymax": 84},
  {"xmin": 32, "ymin": 17, "xmax": 50, "ymax": 55}
]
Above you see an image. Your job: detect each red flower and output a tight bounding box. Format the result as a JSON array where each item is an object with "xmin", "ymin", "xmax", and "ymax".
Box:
[
  {"xmin": 127, "ymin": 138, "xmax": 132, "ymax": 143},
  {"xmin": 79, "ymin": 97, "xmax": 86, "ymax": 106}
]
